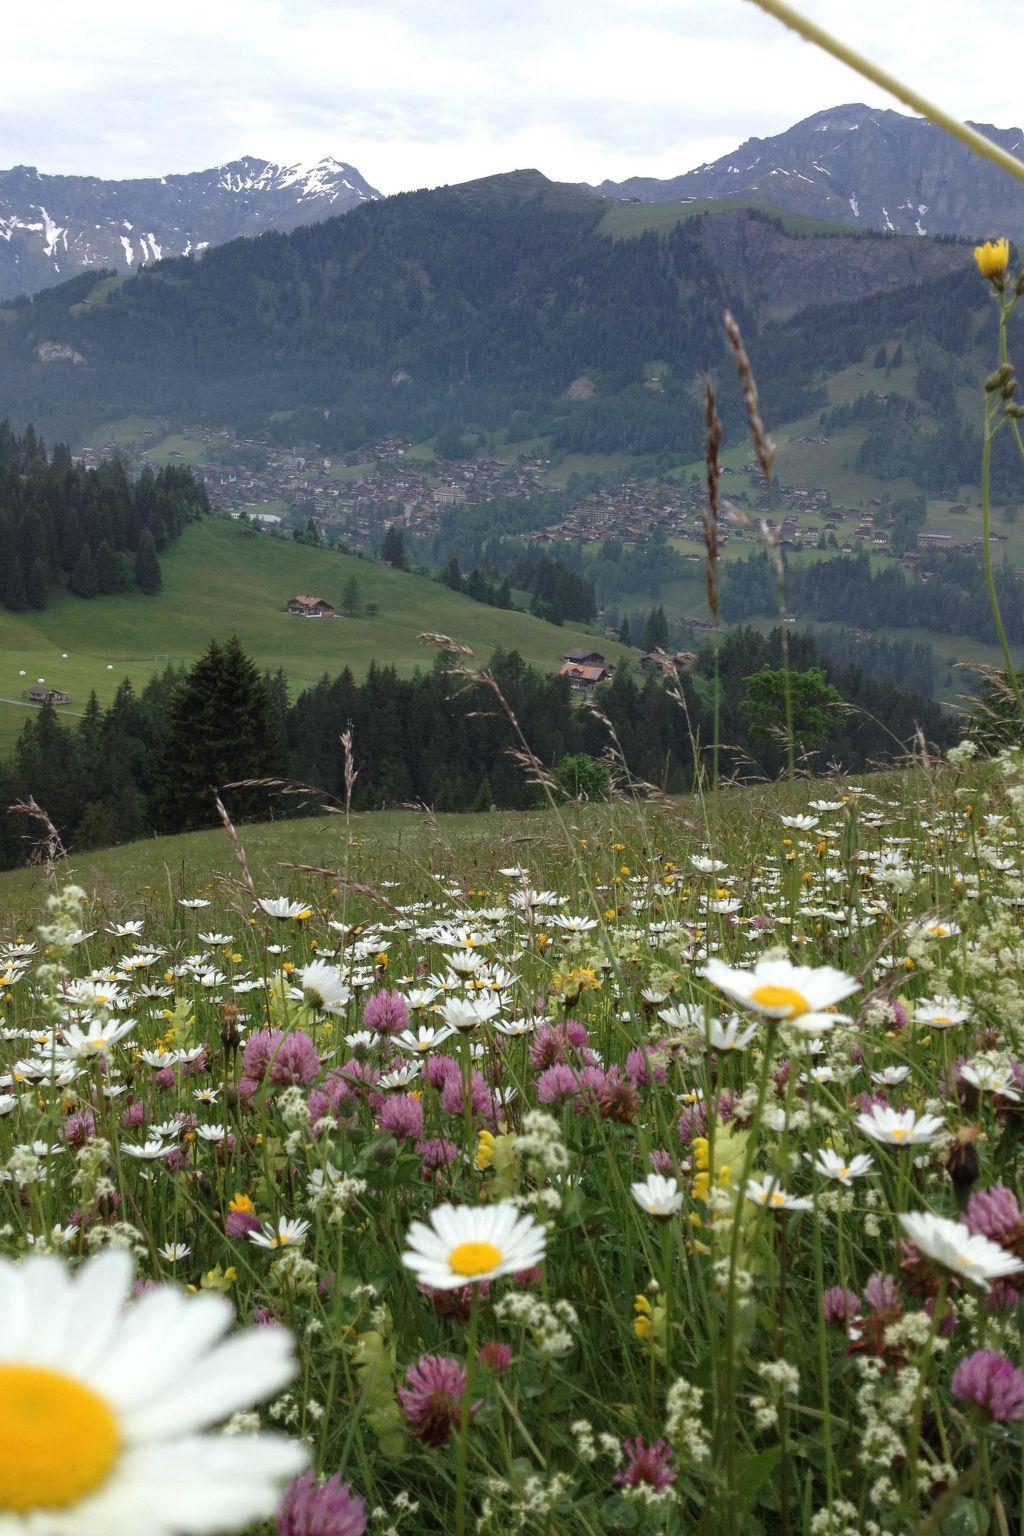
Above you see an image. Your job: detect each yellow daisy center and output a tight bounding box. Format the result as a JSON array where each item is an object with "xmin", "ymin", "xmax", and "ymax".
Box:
[
  {"xmin": 750, "ymin": 985, "xmax": 810, "ymax": 1016},
  {"xmin": 449, "ymin": 1240, "xmax": 501, "ymax": 1277},
  {"xmin": 0, "ymin": 1364, "xmax": 120, "ymax": 1511},
  {"xmin": 889, "ymin": 1128, "xmax": 908, "ymax": 1141}
]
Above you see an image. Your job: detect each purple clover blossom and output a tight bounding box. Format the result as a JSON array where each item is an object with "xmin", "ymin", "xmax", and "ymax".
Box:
[
  {"xmin": 397, "ymin": 1354, "xmax": 478, "ymax": 1446},
  {"xmin": 821, "ymin": 1286, "xmax": 861, "ymax": 1326},
  {"xmin": 964, "ymin": 1185, "xmax": 1024, "ymax": 1247},
  {"xmin": 951, "ymin": 1350, "xmax": 1024, "ymax": 1422},
  {"xmin": 625, "ymin": 1043, "xmax": 668, "ymax": 1087},
  {"xmin": 378, "ymin": 1093, "xmax": 424, "ymax": 1140},
  {"xmin": 277, "ymin": 1470, "xmax": 367, "ymax": 1536},
  {"xmin": 60, "ymin": 1109, "xmax": 95, "ymax": 1149},
  {"xmin": 615, "ymin": 1435, "xmax": 677, "ymax": 1491},
  {"xmin": 536, "ymin": 1063, "xmax": 579, "ymax": 1105},
  {"xmin": 864, "ymin": 1272, "xmax": 901, "ymax": 1312},
  {"xmin": 362, "ymin": 989, "xmax": 409, "ymax": 1035}
]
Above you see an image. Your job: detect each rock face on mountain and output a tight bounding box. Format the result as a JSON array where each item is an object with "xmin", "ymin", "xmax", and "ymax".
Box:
[
  {"xmin": 595, "ymin": 104, "xmax": 1024, "ymax": 240},
  {"xmin": 0, "ymin": 157, "xmax": 380, "ymax": 300},
  {"xmin": 693, "ymin": 209, "xmax": 966, "ymax": 319}
]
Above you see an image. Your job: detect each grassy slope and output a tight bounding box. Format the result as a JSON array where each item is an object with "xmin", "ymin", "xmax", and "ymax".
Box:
[
  {"xmin": 597, "ymin": 198, "xmax": 850, "ymax": 240},
  {"xmin": 0, "ymin": 770, "xmax": 895, "ymax": 914},
  {"xmin": 0, "ymin": 517, "xmax": 627, "ymax": 754}
]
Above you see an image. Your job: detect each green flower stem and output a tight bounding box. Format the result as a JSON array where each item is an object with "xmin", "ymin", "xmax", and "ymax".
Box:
[
  {"xmin": 746, "ymin": 0, "xmax": 1024, "ymax": 188},
  {"xmin": 455, "ymin": 1282, "xmax": 481, "ymax": 1536}
]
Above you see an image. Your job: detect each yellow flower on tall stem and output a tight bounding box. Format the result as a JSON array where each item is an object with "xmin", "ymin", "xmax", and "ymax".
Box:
[{"xmin": 974, "ymin": 238, "xmax": 1011, "ymax": 283}]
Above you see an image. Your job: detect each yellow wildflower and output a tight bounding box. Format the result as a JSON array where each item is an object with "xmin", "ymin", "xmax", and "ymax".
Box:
[
  {"xmin": 974, "ymin": 238, "xmax": 1010, "ymax": 281},
  {"xmin": 633, "ymin": 1295, "xmax": 652, "ymax": 1339},
  {"xmin": 475, "ymin": 1130, "xmax": 496, "ymax": 1171}
]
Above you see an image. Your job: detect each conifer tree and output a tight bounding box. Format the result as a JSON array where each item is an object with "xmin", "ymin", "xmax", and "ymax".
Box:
[
  {"xmin": 134, "ymin": 529, "xmax": 162, "ymax": 594},
  {"xmin": 26, "ymin": 558, "xmax": 48, "ymax": 610},
  {"xmin": 381, "ymin": 524, "xmax": 407, "ymax": 569},
  {"xmin": 151, "ymin": 637, "xmax": 279, "ymax": 831},
  {"xmin": 95, "ymin": 539, "xmax": 123, "ymax": 595},
  {"xmin": 3, "ymin": 555, "xmax": 27, "ymax": 611},
  {"xmin": 69, "ymin": 543, "xmax": 97, "ymax": 599}
]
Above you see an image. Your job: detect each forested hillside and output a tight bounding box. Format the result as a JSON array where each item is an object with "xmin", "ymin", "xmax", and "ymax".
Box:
[{"xmin": 0, "ymin": 173, "xmax": 982, "ymax": 471}]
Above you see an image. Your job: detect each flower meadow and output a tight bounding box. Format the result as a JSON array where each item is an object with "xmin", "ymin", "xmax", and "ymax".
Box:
[{"xmin": 1, "ymin": 745, "xmax": 1024, "ymax": 1536}]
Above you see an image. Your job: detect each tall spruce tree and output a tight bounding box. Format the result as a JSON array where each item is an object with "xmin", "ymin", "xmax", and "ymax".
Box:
[
  {"xmin": 26, "ymin": 558, "xmax": 48, "ymax": 610},
  {"xmin": 69, "ymin": 543, "xmax": 97, "ymax": 599},
  {"xmin": 151, "ymin": 637, "xmax": 280, "ymax": 831},
  {"xmin": 134, "ymin": 529, "xmax": 162, "ymax": 594}
]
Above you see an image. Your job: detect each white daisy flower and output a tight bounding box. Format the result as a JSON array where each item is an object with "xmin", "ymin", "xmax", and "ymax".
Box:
[
  {"xmin": 700, "ymin": 957, "xmax": 858, "ymax": 1031},
  {"xmin": 121, "ymin": 1140, "xmax": 177, "ymax": 1161},
  {"xmin": 899, "ymin": 1211, "xmax": 1024, "ymax": 1291},
  {"xmin": 395, "ymin": 1025, "xmax": 456, "ymax": 1054},
  {"xmin": 631, "ymin": 1174, "xmax": 683, "ymax": 1217},
  {"xmin": 706, "ymin": 1016, "xmax": 758, "ymax": 1052},
  {"xmin": 106, "ymin": 921, "xmax": 144, "ymax": 939},
  {"xmin": 55, "ymin": 1020, "xmax": 136, "ymax": 1061},
  {"xmin": 855, "ymin": 1106, "xmax": 945, "ymax": 1146},
  {"xmin": 0, "ymin": 1248, "xmax": 304, "ymax": 1532},
  {"xmin": 297, "ymin": 961, "xmax": 350, "ymax": 1015},
  {"xmin": 806, "ymin": 1149, "xmax": 874, "ymax": 1185},
  {"xmin": 960, "ymin": 1061, "xmax": 1021, "ymax": 1101},
  {"xmin": 913, "ymin": 998, "xmax": 969, "ymax": 1029},
  {"xmin": 158, "ymin": 1243, "xmax": 191, "ymax": 1262},
  {"xmin": 256, "ymin": 898, "xmax": 312, "ymax": 921},
  {"xmin": 438, "ymin": 996, "xmax": 500, "ymax": 1033},
  {"xmin": 744, "ymin": 1177, "xmax": 812, "ymax": 1212},
  {"xmin": 249, "ymin": 1218, "xmax": 310, "ymax": 1250},
  {"xmin": 401, "ymin": 1201, "xmax": 546, "ymax": 1290}
]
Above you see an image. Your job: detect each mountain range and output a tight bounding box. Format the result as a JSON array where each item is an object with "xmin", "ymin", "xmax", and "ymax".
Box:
[
  {"xmin": 594, "ymin": 103, "xmax": 1024, "ymax": 240},
  {"xmin": 0, "ymin": 168, "xmax": 980, "ymax": 469},
  {"xmin": 0, "ymin": 157, "xmax": 379, "ymax": 301},
  {"xmin": 3, "ymin": 101, "xmax": 1022, "ymax": 309}
]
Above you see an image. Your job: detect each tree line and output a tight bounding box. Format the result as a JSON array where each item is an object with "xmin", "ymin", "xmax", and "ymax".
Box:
[
  {"xmin": 720, "ymin": 549, "xmax": 1024, "ymax": 648},
  {"xmin": 0, "ymin": 630, "xmax": 956, "ymax": 867}
]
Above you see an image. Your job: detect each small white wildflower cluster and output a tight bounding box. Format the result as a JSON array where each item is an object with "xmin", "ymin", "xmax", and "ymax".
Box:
[
  {"xmin": 664, "ymin": 1377, "xmax": 710, "ymax": 1464},
  {"xmin": 854, "ymin": 1355, "xmax": 920, "ymax": 1487},
  {"xmin": 516, "ymin": 1110, "xmax": 568, "ymax": 1173},
  {"xmin": 811, "ymin": 1500, "xmax": 883, "ymax": 1536},
  {"xmin": 570, "ymin": 1420, "xmax": 621, "ymax": 1466},
  {"xmin": 751, "ymin": 1358, "xmax": 800, "ymax": 1431},
  {"xmin": 325, "ymin": 1175, "xmax": 368, "ymax": 1225},
  {"xmin": 478, "ymin": 1472, "xmax": 574, "ymax": 1533},
  {"xmin": 493, "ymin": 1291, "xmax": 578, "ymax": 1358},
  {"xmin": 278, "ymin": 1084, "xmax": 311, "ymax": 1131}
]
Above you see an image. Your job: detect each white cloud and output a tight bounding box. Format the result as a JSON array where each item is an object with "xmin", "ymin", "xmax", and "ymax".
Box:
[{"xmin": 2, "ymin": 0, "xmax": 1022, "ymax": 191}]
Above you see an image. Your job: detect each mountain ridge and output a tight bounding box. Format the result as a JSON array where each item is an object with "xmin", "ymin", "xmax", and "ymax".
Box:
[
  {"xmin": 594, "ymin": 103, "xmax": 1024, "ymax": 239},
  {"xmin": 0, "ymin": 155, "xmax": 380, "ymax": 301}
]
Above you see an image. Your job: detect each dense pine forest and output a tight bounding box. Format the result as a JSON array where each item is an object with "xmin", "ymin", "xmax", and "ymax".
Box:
[
  {"xmin": 0, "ymin": 421, "xmax": 208, "ymax": 610},
  {"xmin": 721, "ymin": 547, "xmax": 1024, "ymax": 646},
  {"xmin": 0, "ymin": 629, "xmax": 955, "ymax": 867}
]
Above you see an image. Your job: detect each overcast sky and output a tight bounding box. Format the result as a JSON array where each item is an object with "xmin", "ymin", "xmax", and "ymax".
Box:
[{"xmin": 5, "ymin": 0, "xmax": 1023, "ymax": 192}]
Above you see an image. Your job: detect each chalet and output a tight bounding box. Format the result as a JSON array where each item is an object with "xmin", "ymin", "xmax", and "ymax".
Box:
[
  {"xmin": 287, "ymin": 595, "xmax": 336, "ymax": 618},
  {"xmin": 27, "ymin": 687, "xmax": 70, "ymax": 705},
  {"xmin": 561, "ymin": 648, "xmax": 607, "ymax": 666},
  {"xmin": 639, "ymin": 649, "xmax": 697, "ymax": 679},
  {"xmin": 916, "ymin": 532, "xmax": 954, "ymax": 549},
  {"xmin": 560, "ymin": 661, "xmax": 615, "ymax": 693}
]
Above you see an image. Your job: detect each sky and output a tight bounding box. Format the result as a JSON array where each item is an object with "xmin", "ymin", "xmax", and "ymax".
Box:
[{"xmin": 4, "ymin": 0, "xmax": 1024, "ymax": 193}]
